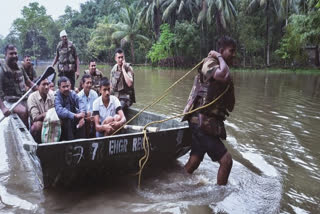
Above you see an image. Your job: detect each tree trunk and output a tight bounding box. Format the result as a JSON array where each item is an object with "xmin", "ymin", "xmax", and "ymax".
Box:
[
  {"xmin": 154, "ymin": 8, "xmax": 161, "ymax": 40},
  {"xmin": 315, "ymin": 45, "xmax": 319, "ymax": 67},
  {"xmin": 200, "ymin": 0, "xmax": 207, "ymax": 58},
  {"xmin": 285, "ymin": 0, "xmax": 289, "ymax": 26},
  {"xmin": 216, "ymin": 11, "xmax": 223, "ymax": 38},
  {"xmin": 243, "ymin": 48, "xmax": 246, "ymax": 67},
  {"xmin": 130, "ymin": 40, "xmax": 135, "ymax": 64},
  {"xmin": 265, "ymin": 0, "xmax": 270, "ymax": 66}
]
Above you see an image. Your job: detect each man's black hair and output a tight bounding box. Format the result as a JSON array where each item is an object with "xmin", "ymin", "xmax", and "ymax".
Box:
[
  {"xmin": 24, "ymin": 55, "xmax": 31, "ymax": 59},
  {"xmin": 217, "ymin": 36, "xmax": 236, "ymax": 50},
  {"xmin": 89, "ymin": 59, "xmax": 96, "ymax": 64},
  {"xmin": 50, "ymin": 81, "xmax": 55, "ymax": 86},
  {"xmin": 81, "ymin": 74, "xmax": 92, "ymax": 84},
  {"xmin": 58, "ymin": 76, "xmax": 70, "ymax": 87},
  {"xmin": 100, "ymin": 77, "xmax": 110, "ymax": 87},
  {"xmin": 4, "ymin": 44, "xmax": 17, "ymax": 55},
  {"xmin": 114, "ymin": 48, "xmax": 124, "ymax": 56}
]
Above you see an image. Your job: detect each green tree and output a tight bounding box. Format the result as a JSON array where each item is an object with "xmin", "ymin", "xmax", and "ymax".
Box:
[
  {"xmin": 87, "ymin": 18, "xmax": 116, "ymax": 62},
  {"xmin": 275, "ymin": 24, "xmax": 307, "ymax": 65},
  {"xmin": 162, "ymin": 0, "xmax": 198, "ymax": 24},
  {"xmin": 276, "ymin": 0, "xmax": 320, "ymax": 66},
  {"xmin": 57, "ymin": 6, "xmax": 78, "ymax": 29},
  {"xmin": 0, "ymin": 35, "xmax": 5, "ymax": 55},
  {"xmin": 12, "ymin": 2, "xmax": 54, "ymax": 59},
  {"xmin": 70, "ymin": 26, "xmax": 92, "ymax": 61},
  {"xmin": 139, "ymin": 0, "xmax": 164, "ymax": 39},
  {"xmin": 174, "ymin": 20, "xmax": 200, "ymax": 60},
  {"xmin": 281, "ymin": 0, "xmax": 300, "ymax": 25},
  {"xmin": 147, "ymin": 24, "xmax": 175, "ymax": 63},
  {"xmin": 247, "ymin": 0, "xmax": 284, "ymax": 66},
  {"xmin": 197, "ymin": 0, "xmax": 237, "ymax": 34},
  {"xmin": 111, "ymin": 5, "xmax": 149, "ymax": 63},
  {"xmin": 317, "ymin": 0, "xmax": 320, "ymax": 9}
]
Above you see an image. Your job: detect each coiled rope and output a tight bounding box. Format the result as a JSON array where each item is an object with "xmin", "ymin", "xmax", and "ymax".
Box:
[
  {"xmin": 111, "ymin": 59, "xmax": 205, "ymax": 136},
  {"xmin": 137, "ymin": 84, "xmax": 230, "ymax": 188},
  {"xmin": 110, "ymin": 59, "xmax": 230, "ymax": 188}
]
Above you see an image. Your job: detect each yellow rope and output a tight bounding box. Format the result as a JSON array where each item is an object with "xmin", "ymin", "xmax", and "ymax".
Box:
[
  {"xmin": 136, "ymin": 85, "xmax": 230, "ymax": 188},
  {"xmin": 111, "ymin": 59, "xmax": 204, "ymax": 136},
  {"xmin": 109, "ymin": 58, "xmax": 229, "ymax": 188}
]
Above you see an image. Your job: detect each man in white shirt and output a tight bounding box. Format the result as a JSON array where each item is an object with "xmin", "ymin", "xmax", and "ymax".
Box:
[
  {"xmin": 78, "ymin": 74, "xmax": 98, "ymax": 137},
  {"xmin": 93, "ymin": 77, "xmax": 126, "ymax": 137}
]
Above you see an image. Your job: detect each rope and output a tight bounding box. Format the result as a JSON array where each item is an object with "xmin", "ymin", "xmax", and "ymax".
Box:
[
  {"xmin": 108, "ymin": 58, "xmax": 229, "ymax": 188},
  {"xmin": 136, "ymin": 85, "xmax": 230, "ymax": 188},
  {"xmin": 111, "ymin": 59, "xmax": 204, "ymax": 136}
]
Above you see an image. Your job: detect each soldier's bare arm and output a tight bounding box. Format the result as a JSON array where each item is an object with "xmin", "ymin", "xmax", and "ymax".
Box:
[
  {"xmin": 52, "ymin": 49, "xmax": 59, "ymax": 67},
  {"xmin": 75, "ymin": 57, "xmax": 80, "ymax": 79},
  {"xmin": 121, "ymin": 61, "xmax": 133, "ymax": 87},
  {"xmin": 208, "ymin": 50, "xmax": 230, "ymax": 82}
]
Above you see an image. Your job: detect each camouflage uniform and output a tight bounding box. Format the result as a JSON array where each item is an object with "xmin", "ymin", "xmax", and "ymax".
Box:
[
  {"xmin": 0, "ymin": 62, "xmax": 30, "ymax": 102},
  {"xmin": 183, "ymin": 56, "xmax": 235, "ymax": 140},
  {"xmin": 20, "ymin": 63, "xmax": 37, "ymax": 82},
  {"xmin": 83, "ymin": 69, "xmax": 103, "ymax": 94},
  {"xmin": 110, "ymin": 63, "xmax": 136, "ymax": 109},
  {"xmin": 55, "ymin": 41, "xmax": 77, "ymax": 89}
]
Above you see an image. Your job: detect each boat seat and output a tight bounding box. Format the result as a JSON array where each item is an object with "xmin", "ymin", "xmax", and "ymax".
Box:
[{"xmin": 124, "ymin": 125, "xmax": 159, "ymax": 133}]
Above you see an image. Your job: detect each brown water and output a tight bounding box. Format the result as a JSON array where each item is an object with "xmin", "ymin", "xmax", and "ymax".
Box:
[{"xmin": 0, "ymin": 65, "xmax": 319, "ymax": 213}]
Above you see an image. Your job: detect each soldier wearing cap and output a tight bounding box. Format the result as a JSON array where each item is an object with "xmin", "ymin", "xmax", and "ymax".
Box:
[{"xmin": 52, "ymin": 30, "xmax": 80, "ymax": 90}]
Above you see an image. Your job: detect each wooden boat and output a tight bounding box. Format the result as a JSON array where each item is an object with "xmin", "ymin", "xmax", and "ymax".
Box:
[{"xmin": 8, "ymin": 108, "xmax": 191, "ymax": 188}]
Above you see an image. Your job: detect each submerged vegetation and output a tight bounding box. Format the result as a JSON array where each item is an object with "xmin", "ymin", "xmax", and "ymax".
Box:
[{"xmin": 0, "ymin": 0, "xmax": 320, "ymax": 69}]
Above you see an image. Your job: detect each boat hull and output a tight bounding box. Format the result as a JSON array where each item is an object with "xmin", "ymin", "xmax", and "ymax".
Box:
[{"xmin": 10, "ymin": 108, "xmax": 192, "ymax": 188}]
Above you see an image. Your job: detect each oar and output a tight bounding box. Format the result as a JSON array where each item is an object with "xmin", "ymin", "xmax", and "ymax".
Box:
[{"xmin": 0, "ymin": 66, "xmax": 55, "ymax": 123}]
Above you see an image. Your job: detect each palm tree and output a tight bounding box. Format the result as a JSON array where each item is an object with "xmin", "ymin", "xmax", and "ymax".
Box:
[
  {"xmin": 247, "ymin": 0, "xmax": 282, "ymax": 66},
  {"xmin": 281, "ymin": 0, "xmax": 300, "ymax": 25},
  {"xmin": 138, "ymin": 0, "xmax": 164, "ymax": 39},
  {"xmin": 111, "ymin": 5, "xmax": 149, "ymax": 63},
  {"xmin": 197, "ymin": 0, "xmax": 237, "ymax": 35},
  {"xmin": 161, "ymin": 0, "xmax": 199, "ymax": 24}
]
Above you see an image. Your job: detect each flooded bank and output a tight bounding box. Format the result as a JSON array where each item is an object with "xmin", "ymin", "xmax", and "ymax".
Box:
[{"xmin": 0, "ymin": 67, "xmax": 319, "ymax": 213}]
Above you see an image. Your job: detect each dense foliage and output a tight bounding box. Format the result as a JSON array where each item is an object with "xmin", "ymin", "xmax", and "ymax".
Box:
[{"xmin": 0, "ymin": 0, "xmax": 319, "ymax": 68}]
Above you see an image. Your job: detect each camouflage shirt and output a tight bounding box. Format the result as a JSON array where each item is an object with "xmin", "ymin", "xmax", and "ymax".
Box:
[
  {"xmin": 0, "ymin": 62, "xmax": 30, "ymax": 100},
  {"xmin": 20, "ymin": 63, "xmax": 37, "ymax": 82},
  {"xmin": 56, "ymin": 41, "xmax": 77, "ymax": 73},
  {"xmin": 110, "ymin": 63, "xmax": 136, "ymax": 104},
  {"xmin": 183, "ymin": 56, "xmax": 235, "ymax": 120},
  {"xmin": 84, "ymin": 69, "xmax": 103, "ymax": 94}
]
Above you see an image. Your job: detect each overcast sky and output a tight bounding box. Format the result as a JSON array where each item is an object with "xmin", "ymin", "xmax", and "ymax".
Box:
[{"xmin": 0, "ymin": 0, "xmax": 88, "ymax": 37}]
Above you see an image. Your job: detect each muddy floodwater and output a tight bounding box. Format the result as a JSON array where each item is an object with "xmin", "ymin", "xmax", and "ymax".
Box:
[{"xmin": 0, "ymin": 65, "xmax": 319, "ymax": 213}]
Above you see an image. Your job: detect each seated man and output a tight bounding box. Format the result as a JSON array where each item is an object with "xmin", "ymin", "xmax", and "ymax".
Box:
[
  {"xmin": 20, "ymin": 55, "xmax": 37, "ymax": 82},
  {"xmin": 55, "ymin": 76, "xmax": 86, "ymax": 141},
  {"xmin": 0, "ymin": 44, "xmax": 35, "ymax": 128},
  {"xmin": 27, "ymin": 78, "xmax": 54, "ymax": 143},
  {"xmin": 83, "ymin": 60, "xmax": 103, "ymax": 94},
  {"xmin": 77, "ymin": 74, "xmax": 98, "ymax": 137},
  {"xmin": 93, "ymin": 77, "xmax": 126, "ymax": 137},
  {"xmin": 48, "ymin": 81, "xmax": 56, "ymax": 96},
  {"xmin": 76, "ymin": 60, "xmax": 103, "ymax": 94}
]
